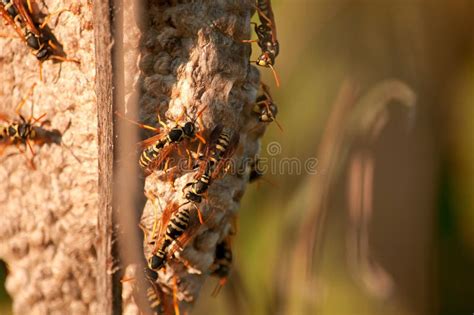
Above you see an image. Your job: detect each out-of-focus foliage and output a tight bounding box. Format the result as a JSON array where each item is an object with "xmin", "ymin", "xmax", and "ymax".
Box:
[{"xmin": 194, "ymin": 1, "xmax": 474, "ymax": 315}]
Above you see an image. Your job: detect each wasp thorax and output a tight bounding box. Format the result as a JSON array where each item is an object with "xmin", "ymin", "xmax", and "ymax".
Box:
[
  {"xmin": 185, "ymin": 191, "xmax": 202, "ymax": 203},
  {"xmin": 25, "ymin": 32, "xmax": 41, "ymax": 50},
  {"xmin": 168, "ymin": 127, "xmax": 184, "ymax": 142}
]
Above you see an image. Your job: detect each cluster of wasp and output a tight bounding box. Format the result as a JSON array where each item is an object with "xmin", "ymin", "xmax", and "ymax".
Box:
[
  {"xmin": 0, "ymin": 0, "xmax": 79, "ymax": 167},
  {"xmin": 130, "ymin": 106, "xmax": 241, "ymax": 313},
  {"xmin": 134, "ymin": 0, "xmax": 281, "ymax": 313}
]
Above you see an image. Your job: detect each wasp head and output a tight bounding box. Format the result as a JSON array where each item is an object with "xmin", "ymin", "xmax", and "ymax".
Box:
[
  {"xmin": 256, "ymin": 52, "xmax": 275, "ymax": 67},
  {"xmin": 182, "ymin": 121, "xmax": 196, "ymax": 138},
  {"xmin": 36, "ymin": 47, "xmax": 52, "ymax": 62}
]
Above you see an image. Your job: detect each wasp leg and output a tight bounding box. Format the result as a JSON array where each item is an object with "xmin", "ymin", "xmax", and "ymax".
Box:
[
  {"xmin": 15, "ymin": 83, "xmax": 36, "ymax": 116},
  {"xmin": 39, "ymin": 8, "xmax": 71, "ymax": 29},
  {"xmin": 172, "ymin": 276, "xmax": 181, "ymax": 315}
]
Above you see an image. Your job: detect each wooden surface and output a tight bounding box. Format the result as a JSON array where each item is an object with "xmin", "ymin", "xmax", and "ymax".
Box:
[
  {"xmin": 93, "ymin": 0, "xmax": 117, "ymax": 314},
  {"xmin": 0, "ymin": 1, "xmax": 99, "ymax": 313}
]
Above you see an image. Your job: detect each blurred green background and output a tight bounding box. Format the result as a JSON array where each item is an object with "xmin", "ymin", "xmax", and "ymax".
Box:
[
  {"xmin": 2, "ymin": 1, "xmax": 473, "ymax": 314},
  {"xmin": 194, "ymin": 0, "xmax": 474, "ymax": 314}
]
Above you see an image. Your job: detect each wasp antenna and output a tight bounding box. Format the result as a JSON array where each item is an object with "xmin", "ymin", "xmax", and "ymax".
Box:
[
  {"xmin": 40, "ymin": 9, "xmax": 71, "ymax": 29},
  {"xmin": 195, "ymin": 104, "xmax": 208, "ymax": 120},
  {"xmin": 15, "ymin": 83, "xmax": 37, "ymax": 115},
  {"xmin": 182, "ymin": 106, "xmax": 192, "ymax": 122},
  {"xmin": 157, "ymin": 112, "xmax": 168, "ymax": 129},
  {"xmin": 31, "ymin": 113, "xmax": 47, "ymax": 125},
  {"xmin": 114, "ymin": 111, "xmax": 159, "ymax": 132},
  {"xmin": 274, "ymin": 118, "xmax": 284, "ymax": 133},
  {"xmin": 268, "ymin": 64, "xmax": 280, "ymax": 88}
]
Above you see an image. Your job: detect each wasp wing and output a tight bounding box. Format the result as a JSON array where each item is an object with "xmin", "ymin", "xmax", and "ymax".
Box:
[
  {"xmin": 13, "ymin": 0, "xmax": 40, "ymax": 35},
  {"xmin": 139, "ymin": 132, "xmax": 166, "ymax": 149},
  {"xmin": 211, "ymin": 132, "xmax": 240, "ymax": 179},
  {"xmin": 0, "ymin": 5, "xmax": 26, "ymax": 40},
  {"xmin": 150, "ymin": 202, "xmax": 179, "ymax": 253},
  {"xmin": 256, "ymin": 0, "xmax": 278, "ymax": 44}
]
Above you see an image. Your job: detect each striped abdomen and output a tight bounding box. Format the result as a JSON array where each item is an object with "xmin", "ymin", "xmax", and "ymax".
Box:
[
  {"xmin": 139, "ymin": 138, "xmax": 167, "ymax": 169},
  {"xmin": 146, "ymin": 286, "xmax": 164, "ymax": 314},
  {"xmin": 164, "ymin": 208, "xmax": 190, "ymax": 244},
  {"xmin": 148, "ymin": 208, "xmax": 190, "ymax": 270},
  {"xmin": 185, "ymin": 166, "xmax": 212, "ymax": 203},
  {"xmin": 209, "ymin": 131, "xmax": 232, "ymax": 166}
]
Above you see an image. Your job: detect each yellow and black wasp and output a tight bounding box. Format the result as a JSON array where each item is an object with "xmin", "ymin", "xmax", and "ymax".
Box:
[
  {"xmin": 0, "ymin": 84, "xmax": 63, "ymax": 167},
  {"xmin": 244, "ymin": 0, "xmax": 280, "ymax": 86},
  {"xmin": 148, "ymin": 203, "xmax": 191, "ymax": 271},
  {"xmin": 183, "ymin": 125, "xmax": 239, "ymax": 204},
  {"xmin": 210, "ymin": 237, "xmax": 233, "ymax": 296},
  {"xmin": 117, "ymin": 106, "xmax": 207, "ymax": 175},
  {"xmin": 0, "ymin": 0, "xmax": 79, "ymax": 79},
  {"xmin": 252, "ymin": 82, "xmax": 282, "ymax": 131}
]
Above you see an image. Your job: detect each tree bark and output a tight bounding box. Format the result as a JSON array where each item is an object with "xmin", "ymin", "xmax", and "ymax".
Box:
[{"xmin": 0, "ymin": 1, "xmax": 99, "ymax": 314}]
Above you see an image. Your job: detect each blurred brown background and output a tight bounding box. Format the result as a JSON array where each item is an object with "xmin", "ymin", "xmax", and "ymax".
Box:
[{"xmin": 2, "ymin": 0, "xmax": 473, "ymax": 314}]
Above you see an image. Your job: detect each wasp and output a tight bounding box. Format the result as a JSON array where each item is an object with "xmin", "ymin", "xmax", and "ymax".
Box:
[
  {"xmin": 0, "ymin": 0, "xmax": 79, "ymax": 79},
  {"xmin": 183, "ymin": 126, "xmax": 239, "ymax": 204},
  {"xmin": 210, "ymin": 237, "xmax": 233, "ymax": 296},
  {"xmin": 117, "ymin": 106, "xmax": 206, "ymax": 174},
  {"xmin": 142, "ymin": 269, "xmax": 166, "ymax": 314},
  {"xmin": 139, "ymin": 120, "xmax": 203, "ymax": 173},
  {"xmin": 148, "ymin": 205, "xmax": 191, "ymax": 271},
  {"xmin": 252, "ymin": 82, "xmax": 282, "ymax": 131},
  {"xmin": 248, "ymin": 158, "xmax": 264, "ymax": 183},
  {"xmin": 0, "ymin": 111, "xmax": 52, "ymax": 168},
  {"xmin": 0, "ymin": 84, "xmax": 65, "ymax": 166},
  {"xmin": 0, "ymin": 113, "xmax": 41, "ymax": 145},
  {"xmin": 243, "ymin": 0, "xmax": 280, "ymax": 86},
  {"xmin": 146, "ymin": 286, "xmax": 164, "ymax": 314}
]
